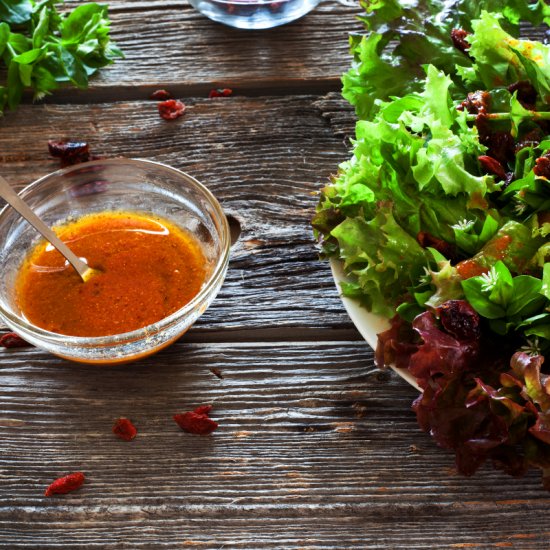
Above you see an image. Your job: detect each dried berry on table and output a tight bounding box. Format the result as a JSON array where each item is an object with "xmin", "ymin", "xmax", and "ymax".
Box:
[
  {"xmin": 150, "ymin": 89, "xmax": 172, "ymax": 100},
  {"xmin": 48, "ymin": 140, "xmax": 90, "ymax": 166},
  {"xmin": 112, "ymin": 418, "xmax": 137, "ymax": 441},
  {"xmin": 0, "ymin": 332, "xmax": 31, "ymax": 348},
  {"xmin": 193, "ymin": 405, "xmax": 213, "ymax": 416},
  {"xmin": 174, "ymin": 404, "xmax": 218, "ymax": 435},
  {"xmin": 209, "ymin": 88, "xmax": 233, "ymax": 98},
  {"xmin": 158, "ymin": 99, "xmax": 186, "ymax": 120},
  {"xmin": 210, "ymin": 367, "xmax": 224, "ymax": 379},
  {"xmin": 44, "ymin": 472, "xmax": 85, "ymax": 497}
]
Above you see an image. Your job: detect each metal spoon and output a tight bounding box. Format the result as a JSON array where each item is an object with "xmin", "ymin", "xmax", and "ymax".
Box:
[{"xmin": 0, "ymin": 175, "xmax": 99, "ymax": 283}]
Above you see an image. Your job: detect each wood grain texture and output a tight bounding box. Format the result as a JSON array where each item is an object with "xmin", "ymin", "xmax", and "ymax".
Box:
[
  {"xmin": 0, "ymin": 342, "xmax": 548, "ymax": 548},
  {"xmin": 37, "ymin": 0, "xmax": 364, "ymax": 101},
  {"xmin": 2, "ymin": 3, "xmax": 550, "ymax": 547},
  {"xmin": 0, "ymin": 95, "xmax": 355, "ymax": 336},
  {"xmin": 40, "ymin": 3, "xmax": 548, "ymax": 103}
]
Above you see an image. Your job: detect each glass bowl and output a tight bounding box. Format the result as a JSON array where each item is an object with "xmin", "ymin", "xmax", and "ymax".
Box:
[
  {"xmin": 0, "ymin": 158, "xmax": 230, "ymax": 364},
  {"xmin": 188, "ymin": 0, "xmax": 321, "ymax": 29}
]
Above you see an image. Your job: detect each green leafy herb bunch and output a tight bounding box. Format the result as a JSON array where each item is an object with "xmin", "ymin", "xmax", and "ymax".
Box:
[{"xmin": 0, "ymin": 0, "xmax": 123, "ymax": 114}]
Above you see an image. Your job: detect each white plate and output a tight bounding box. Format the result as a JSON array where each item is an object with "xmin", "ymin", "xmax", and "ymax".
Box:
[{"xmin": 330, "ymin": 259, "xmax": 421, "ymax": 391}]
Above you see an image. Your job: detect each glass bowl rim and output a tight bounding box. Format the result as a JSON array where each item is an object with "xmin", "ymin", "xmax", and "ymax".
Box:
[
  {"xmin": 195, "ymin": 0, "xmax": 298, "ymax": 4},
  {"xmin": 0, "ymin": 157, "xmax": 231, "ymax": 346}
]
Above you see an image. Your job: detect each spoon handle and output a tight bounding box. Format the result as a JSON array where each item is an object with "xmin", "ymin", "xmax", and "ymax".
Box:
[{"xmin": 0, "ymin": 175, "xmax": 90, "ymax": 280}]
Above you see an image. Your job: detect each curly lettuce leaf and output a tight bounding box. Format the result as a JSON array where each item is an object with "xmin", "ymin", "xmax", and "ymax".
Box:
[
  {"xmin": 343, "ymin": 0, "xmax": 550, "ymax": 118},
  {"xmin": 466, "ymin": 11, "xmax": 550, "ymax": 91},
  {"xmin": 331, "ymin": 203, "xmax": 428, "ymax": 317}
]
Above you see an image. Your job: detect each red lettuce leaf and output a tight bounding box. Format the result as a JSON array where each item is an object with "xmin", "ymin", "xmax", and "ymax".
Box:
[{"xmin": 376, "ymin": 301, "xmax": 550, "ymax": 488}]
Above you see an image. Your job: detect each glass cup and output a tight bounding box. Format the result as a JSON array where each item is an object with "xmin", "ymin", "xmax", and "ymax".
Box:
[
  {"xmin": 0, "ymin": 158, "xmax": 230, "ymax": 364},
  {"xmin": 188, "ymin": 0, "xmax": 322, "ymax": 29}
]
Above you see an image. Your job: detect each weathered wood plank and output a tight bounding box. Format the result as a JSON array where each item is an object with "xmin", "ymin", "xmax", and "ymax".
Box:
[
  {"xmin": 10, "ymin": 2, "xmax": 550, "ymax": 104},
  {"xmin": 0, "ymin": 96, "xmax": 355, "ymax": 335},
  {"xmin": 0, "ymin": 342, "xmax": 547, "ymax": 548},
  {"xmin": 36, "ymin": 1, "xmax": 364, "ymax": 101}
]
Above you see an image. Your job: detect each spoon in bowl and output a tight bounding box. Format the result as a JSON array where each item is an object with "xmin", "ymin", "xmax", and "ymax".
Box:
[{"xmin": 0, "ymin": 175, "xmax": 99, "ymax": 283}]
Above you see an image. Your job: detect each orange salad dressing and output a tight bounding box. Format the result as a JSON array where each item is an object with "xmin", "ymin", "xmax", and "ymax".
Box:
[{"xmin": 15, "ymin": 211, "xmax": 206, "ymax": 337}]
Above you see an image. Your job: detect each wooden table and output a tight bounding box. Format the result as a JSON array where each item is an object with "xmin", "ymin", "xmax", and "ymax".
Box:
[{"xmin": 0, "ymin": 2, "xmax": 549, "ymax": 548}]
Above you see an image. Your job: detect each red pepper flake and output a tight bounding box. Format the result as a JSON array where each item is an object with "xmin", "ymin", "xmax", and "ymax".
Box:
[
  {"xmin": 210, "ymin": 367, "xmax": 224, "ymax": 379},
  {"xmin": 158, "ymin": 99, "xmax": 186, "ymax": 121},
  {"xmin": 208, "ymin": 88, "xmax": 233, "ymax": 98},
  {"xmin": 174, "ymin": 404, "xmax": 218, "ymax": 435},
  {"xmin": 44, "ymin": 472, "xmax": 85, "ymax": 497},
  {"xmin": 150, "ymin": 89, "xmax": 172, "ymax": 100},
  {"xmin": 0, "ymin": 332, "xmax": 31, "ymax": 348},
  {"xmin": 48, "ymin": 140, "xmax": 90, "ymax": 166},
  {"xmin": 112, "ymin": 417, "xmax": 137, "ymax": 441}
]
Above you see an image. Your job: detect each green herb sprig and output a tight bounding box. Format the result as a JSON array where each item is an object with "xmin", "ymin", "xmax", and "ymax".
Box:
[{"xmin": 0, "ymin": 0, "xmax": 123, "ymax": 114}]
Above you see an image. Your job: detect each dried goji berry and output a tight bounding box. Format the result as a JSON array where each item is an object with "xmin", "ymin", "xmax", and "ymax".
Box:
[
  {"xmin": 534, "ymin": 153, "xmax": 550, "ymax": 179},
  {"xmin": 208, "ymin": 88, "xmax": 232, "ymax": 98},
  {"xmin": 210, "ymin": 367, "xmax": 224, "ymax": 379},
  {"xmin": 48, "ymin": 140, "xmax": 90, "ymax": 166},
  {"xmin": 508, "ymin": 81, "xmax": 537, "ymax": 109},
  {"xmin": 44, "ymin": 472, "xmax": 85, "ymax": 497},
  {"xmin": 174, "ymin": 405, "xmax": 218, "ymax": 435},
  {"xmin": 0, "ymin": 332, "xmax": 31, "ymax": 348},
  {"xmin": 193, "ymin": 405, "xmax": 213, "ymax": 416},
  {"xmin": 478, "ymin": 155, "xmax": 507, "ymax": 180},
  {"xmin": 150, "ymin": 89, "xmax": 172, "ymax": 100},
  {"xmin": 450, "ymin": 28, "xmax": 471, "ymax": 54},
  {"xmin": 158, "ymin": 99, "xmax": 186, "ymax": 120},
  {"xmin": 112, "ymin": 418, "xmax": 137, "ymax": 441},
  {"xmin": 417, "ymin": 231, "xmax": 456, "ymax": 262}
]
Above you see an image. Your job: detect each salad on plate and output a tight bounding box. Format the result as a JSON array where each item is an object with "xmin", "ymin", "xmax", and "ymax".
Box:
[{"xmin": 313, "ymin": 0, "xmax": 550, "ymax": 488}]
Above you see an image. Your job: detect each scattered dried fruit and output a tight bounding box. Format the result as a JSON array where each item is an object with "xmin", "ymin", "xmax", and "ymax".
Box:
[
  {"xmin": 208, "ymin": 88, "xmax": 233, "ymax": 98},
  {"xmin": 210, "ymin": 367, "xmax": 224, "ymax": 379},
  {"xmin": 112, "ymin": 418, "xmax": 137, "ymax": 441},
  {"xmin": 0, "ymin": 332, "xmax": 31, "ymax": 348},
  {"xmin": 48, "ymin": 140, "xmax": 90, "ymax": 166},
  {"xmin": 174, "ymin": 404, "xmax": 218, "ymax": 435},
  {"xmin": 150, "ymin": 89, "xmax": 172, "ymax": 100},
  {"xmin": 44, "ymin": 472, "xmax": 85, "ymax": 497},
  {"xmin": 158, "ymin": 99, "xmax": 186, "ymax": 121}
]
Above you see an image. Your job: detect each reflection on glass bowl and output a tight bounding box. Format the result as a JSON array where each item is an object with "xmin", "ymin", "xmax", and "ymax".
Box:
[{"xmin": 188, "ymin": 0, "xmax": 321, "ymax": 30}]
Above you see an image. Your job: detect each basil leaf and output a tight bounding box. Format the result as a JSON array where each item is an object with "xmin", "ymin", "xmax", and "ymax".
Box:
[
  {"xmin": 6, "ymin": 59, "xmax": 22, "ymax": 111},
  {"xmin": 0, "ymin": 0, "xmax": 122, "ymax": 114},
  {"xmin": 0, "ymin": 22, "xmax": 9, "ymax": 56},
  {"xmin": 18, "ymin": 61, "xmax": 32, "ymax": 87},
  {"xmin": 507, "ymin": 276, "xmax": 545, "ymax": 317},
  {"xmin": 461, "ymin": 277, "xmax": 507, "ymax": 319},
  {"xmin": 0, "ymin": 0, "xmax": 33, "ymax": 25},
  {"xmin": 12, "ymin": 47, "xmax": 42, "ymax": 64}
]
